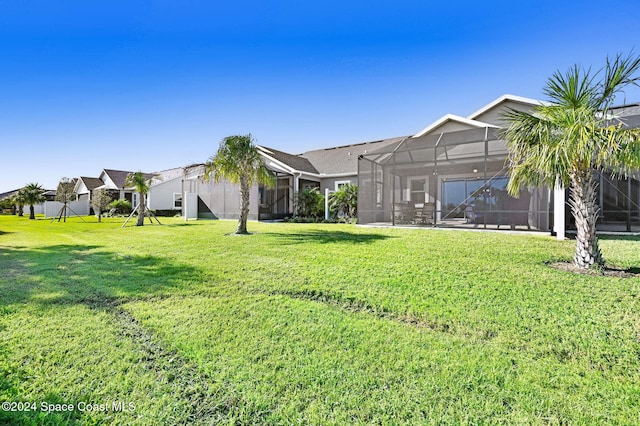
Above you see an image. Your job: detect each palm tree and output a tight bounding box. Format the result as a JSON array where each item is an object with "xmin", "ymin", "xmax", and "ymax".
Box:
[
  {"xmin": 201, "ymin": 134, "xmax": 274, "ymax": 234},
  {"xmin": 125, "ymin": 172, "xmax": 152, "ymax": 226},
  {"xmin": 502, "ymin": 53, "xmax": 640, "ymax": 269},
  {"xmin": 9, "ymin": 192, "xmax": 25, "ymax": 216},
  {"xmin": 20, "ymin": 183, "xmax": 46, "ymax": 220}
]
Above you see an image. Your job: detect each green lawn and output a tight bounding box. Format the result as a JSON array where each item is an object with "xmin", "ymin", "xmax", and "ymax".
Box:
[{"xmin": 1, "ymin": 215, "xmax": 639, "ymax": 425}]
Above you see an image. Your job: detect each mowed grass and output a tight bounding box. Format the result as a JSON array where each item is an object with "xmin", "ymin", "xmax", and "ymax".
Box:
[{"xmin": 1, "ymin": 215, "xmax": 639, "ymax": 424}]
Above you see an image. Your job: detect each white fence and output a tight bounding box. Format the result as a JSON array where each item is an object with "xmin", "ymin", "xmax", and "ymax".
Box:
[{"xmin": 44, "ymin": 200, "xmax": 90, "ymax": 218}]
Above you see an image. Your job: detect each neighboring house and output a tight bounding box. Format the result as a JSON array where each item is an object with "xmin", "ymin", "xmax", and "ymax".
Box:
[
  {"xmin": 73, "ymin": 169, "xmax": 154, "ymax": 212},
  {"xmin": 357, "ymin": 94, "xmax": 640, "ymax": 236},
  {"xmin": 97, "ymin": 169, "xmax": 154, "ymax": 207},
  {"xmin": 0, "ymin": 188, "xmax": 55, "ymax": 215},
  {"xmin": 74, "ymin": 177, "xmax": 104, "ymax": 204},
  {"xmin": 147, "ymin": 167, "xmax": 187, "ymax": 212}
]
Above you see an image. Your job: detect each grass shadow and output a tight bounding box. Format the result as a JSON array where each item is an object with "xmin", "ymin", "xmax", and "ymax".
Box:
[
  {"xmin": 0, "ymin": 244, "xmax": 202, "ymax": 308},
  {"xmin": 597, "ymin": 234, "xmax": 640, "ymax": 241},
  {"xmin": 261, "ymin": 230, "xmax": 396, "ymax": 245}
]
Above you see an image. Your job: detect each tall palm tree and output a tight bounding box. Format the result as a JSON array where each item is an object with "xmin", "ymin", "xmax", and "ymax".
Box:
[
  {"xmin": 20, "ymin": 183, "xmax": 46, "ymax": 220},
  {"xmin": 201, "ymin": 134, "xmax": 274, "ymax": 234},
  {"xmin": 125, "ymin": 172, "xmax": 151, "ymax": 226},
  {"xmin": 502, "ymin": 53, "xmax": 640, "ymax": 269}
]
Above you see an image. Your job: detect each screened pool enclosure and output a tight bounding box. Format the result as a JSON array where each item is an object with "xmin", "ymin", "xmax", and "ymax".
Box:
[{"xmin": 357, "ymin": 127, "xmax": 552, "ymax": 231}]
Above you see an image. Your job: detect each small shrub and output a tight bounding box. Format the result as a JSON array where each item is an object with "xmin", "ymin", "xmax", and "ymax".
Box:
[
  {"xmin": 108, "ymin": 199, "xmax": 132, "ymax": 215},
  {"xmin": 295, "ymin": 188, "xmax": 325, "ymax": 219}
]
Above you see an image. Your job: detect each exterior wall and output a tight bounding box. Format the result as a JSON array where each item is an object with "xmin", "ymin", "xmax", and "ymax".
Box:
[
  {"xmin": 431, "ymin": 122, "xmax": 482, "ymax": 134},
  {"xmin": 75, "ymin": 182, "xmax": 90, "ymax": 201},
  {"xmin": 472, "ymin": 100, "xmax": 535, "ymax": 127},
  {"xmin": 319, "ymin": 175, "xmax": 357, "ymax": 193},
  {"xmin": 188, "ymin": 179, "xmax": 259, "ymax": 220},
  {"xmin": 148, "ymin": 178, "xmax": 183, "ymax": 211}
]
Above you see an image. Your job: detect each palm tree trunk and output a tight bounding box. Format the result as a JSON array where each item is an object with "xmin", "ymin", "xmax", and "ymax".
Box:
[
  {"xmin": 569, "ymin": 172, "xmax": 603, "ymax": 269},
  {"xmin": 29, "ymin": 204, "xmax": 35, "ymax": 220},
  {"xmin": 18, "ymin": 205, "xmax": 23, "ymax": 217},
  {"xmin": 136, "ymin": 194, "xmax": 145, "ymax": 226},
  {"xmin": 237, "ymin": 177, "xmax": 250, "ymax": 234}
]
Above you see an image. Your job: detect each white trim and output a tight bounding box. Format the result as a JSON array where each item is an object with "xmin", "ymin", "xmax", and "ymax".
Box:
[
  {"xmin": 258, "ymin": 146, "xmax": 358, "ymax": 179},
  {"xmin": 467, "ymin": 94, "xmax": 544, "ymax": 120},
  {"xmin": 319, "ymin": 172, "xmax": 356, "ymax": 178},
  {"xmin": 413, "ymin": 114, "xmax": 498, "ymax": 138},
  {"xmin": 334, "ymin": 180, "xmax": 351, "ymax": 191},
  {"xmin": 256, "ymin": 147, "xmax": 298, "ymax": 175}
]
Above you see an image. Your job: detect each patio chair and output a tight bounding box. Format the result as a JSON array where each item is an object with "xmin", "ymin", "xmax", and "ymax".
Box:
[
  {"xmin": 393, "ymin": 201, "xmax": 416, "ymax": 224},
  {"xmin": 418, "ymin": 202, "xmax": 435, "ymax": 225}
]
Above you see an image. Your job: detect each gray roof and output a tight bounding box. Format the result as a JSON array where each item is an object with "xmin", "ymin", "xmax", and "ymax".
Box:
[
  {"xmin": 0, "ymin": 189, "xmax": 20, "ymax": 200},
  {"xmin": 103, "ymin": 169, "xmax": 134, "ymax": 189},
  {"xmin": 610, "ymin": 103, "xmax": 640, "ymax": 128},
  {"xmin": 300, "ymin": 136, "xmax": 407, "ymax": 175},
  {"xmin": 79, "ymin": 176, "xmax": 104, "ymax": 190},
  {"xmin": 259, "ymin": 146, "xmax": 319, "ymax": 174},
  {"xmin": 103, "ymin": 169, "xmax": 154, "ymax": 189}
]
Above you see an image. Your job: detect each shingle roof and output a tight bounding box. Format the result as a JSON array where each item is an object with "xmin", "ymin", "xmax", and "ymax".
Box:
[
  {"xmin": 102, "ymin": 169, "xmax": 154, "ymax": 189},
  {"xmin": 259, "ymin": 146, "xmax": 319, "ymax": 174},
  {"xmin": 0, "ymin": 189, "xmax": 20, "ymax": 200},
  {"xmin": 300, "ymin": 137, "xmax": 407, "ymax": 175},
  {"xmin": 610, "ymin": 103, "xmax": 640, "ymax": 128},
  {"xmin": 79, "ymin": 176, "xmax": 104, "ymax": 190}
]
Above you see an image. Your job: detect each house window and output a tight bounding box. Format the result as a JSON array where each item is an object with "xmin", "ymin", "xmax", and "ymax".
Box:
[
  {"xmin": 408, "ymin": 178, "xmax": 427, "ymax": 205},
  {"xmin": 173, "ymin": 193, "xmax": 183, "ymax": 209},
  {"xmin": 335, "ymin": 180, "xmax": 351, "ymax": 190},
  {"xmin": 302, "ymin": 183, "xmax": 319, "ymax": 191}
]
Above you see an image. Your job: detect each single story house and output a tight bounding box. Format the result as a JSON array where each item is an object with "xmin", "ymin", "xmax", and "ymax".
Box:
[
  {"xmin": 56, "ymin": 94, "xmax": 638, "ymax": 237},
  {"xmin": 357, "ymin": 95, "xmax": 640, "ymax": 237}
]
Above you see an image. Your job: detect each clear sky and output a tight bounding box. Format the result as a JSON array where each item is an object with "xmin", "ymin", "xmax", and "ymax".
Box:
[{"xmin": 1, "ymin": 0, "xmax": 639, "ymax": 191}]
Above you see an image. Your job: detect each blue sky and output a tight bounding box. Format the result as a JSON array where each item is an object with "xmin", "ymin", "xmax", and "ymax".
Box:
[{"xmin": 1, "ymin": 0, "xmax": 639, "ymax": 191}]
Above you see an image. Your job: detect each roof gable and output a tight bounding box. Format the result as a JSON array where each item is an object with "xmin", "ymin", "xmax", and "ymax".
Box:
[
  {"xmin": 100, "ymin": 169, "xmax": 154, "ymax": 189},
  {"xmin": 467, "ymin": 94, "xmax": 542, "ymax": 125},
  {"xmin": 413, "ymin": 114, "xmax": 498, "ymax": 138},
  {"xmin": 258, "ymin": 146, "xmax": 319, "ymax": 175},
  {"xmin": 75, "ymin": 176, "xmax": 104, "ymax": 193}
]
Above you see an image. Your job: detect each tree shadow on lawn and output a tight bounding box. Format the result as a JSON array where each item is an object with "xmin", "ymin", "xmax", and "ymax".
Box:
[
  {"xmin": 261, "ymin": 229, "xmax": 395, "ymax": 245},
  {"xmin": 0, "ymin": 244, "xmax": 202, "ymax": 308},
  {"xmin": 597, "ymin": 234, "xmax": 640, "ymax": 242}
]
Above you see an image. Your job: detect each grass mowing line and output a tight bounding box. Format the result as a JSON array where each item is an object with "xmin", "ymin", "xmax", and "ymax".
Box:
[
  {"xmin": 55, "ymin": 294, "xmax": 237, "ymax": 424},
  {"xmin": 266, "ymin": 288, "xmax": 497, "ymax": 341}
]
